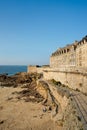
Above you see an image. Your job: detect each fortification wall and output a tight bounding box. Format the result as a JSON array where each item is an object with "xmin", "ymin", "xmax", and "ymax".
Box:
[
  {"xmin": 27, "ymin": 66, "xmax": 37, "ymax": 73},
  {"xmin": 27, "ymin": 36, "xmax": 87, "ymax": 94},
  {"xmin": 50, "ymin": 48, "xmax": 76, "ymax": 68},
  {"xmin": 43, "ymin": 68, "xmax": 87, "ymax": 94},
  {"xmin": 50, "ymin": 36, "xmax": 87, "ymax": 68},
  {"xmin": 27, "ymin": 65, "xmax": 49, "ymax": 74},
  {"xmin": 76, "ymin": 43, "xmax": 87, "ymax": 67}
]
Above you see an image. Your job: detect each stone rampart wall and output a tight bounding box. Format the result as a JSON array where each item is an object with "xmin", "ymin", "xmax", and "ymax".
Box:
[
  {"xmin": 50, "ymin": 37, "xmax": 87, "ymax": 68},
  {"xmin": 27, "ymin": 66, "xmax": 44, "ymax": 73},
  {"xmin": 76, "ymin": 43, "xmax": 87, "ymax": 67},
  {"xmin": 27, "ymin": 66, "xmax": 49, "ymax": 74},
  {"xmin": 50, "ymin": 50, "xmax": 76, "ymax": 68},
  {"xmin": 43, "ymin": 68, "xmax": 87, "ymax": 94},
  {"xmin": 27, "ymin": 66, "xmax": 37, "ymax": 73}
]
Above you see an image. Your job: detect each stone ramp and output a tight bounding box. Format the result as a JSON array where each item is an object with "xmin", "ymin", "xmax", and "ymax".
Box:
[
  {"xmin": 43, "ymin": 80, "xmax": 86, "ymax": 129},
  {"xmin": 72, "ymin": 91, "xmax": 87, "ymax": 130},
  {"xmin": 38, "ymin": 79, "xmax": 87, "ymax": 129}
]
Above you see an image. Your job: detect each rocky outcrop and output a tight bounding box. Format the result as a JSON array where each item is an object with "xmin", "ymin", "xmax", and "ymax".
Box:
[
  {"xmin": 36, "ymin": 80, "xmax": 59, "ymax": 116},
  {"xmin": 0, "ymin": 72, "xmax": 42, "ymax": 87}
]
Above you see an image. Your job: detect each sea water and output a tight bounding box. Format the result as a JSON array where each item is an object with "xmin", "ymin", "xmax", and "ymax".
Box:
[{"xmin": 0, "ymin": 65, "xmax": 27, "ymax": 75}]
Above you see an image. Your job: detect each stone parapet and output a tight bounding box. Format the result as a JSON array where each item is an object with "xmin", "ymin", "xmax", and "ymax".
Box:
[{"xmin": 43, "ymin": 68, "xmax": 87, "ymax": 94}]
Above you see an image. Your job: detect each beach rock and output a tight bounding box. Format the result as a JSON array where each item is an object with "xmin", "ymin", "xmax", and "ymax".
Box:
[{"xmin": 0, "ymin": 75, "xmax": 7, "ymax": 82}]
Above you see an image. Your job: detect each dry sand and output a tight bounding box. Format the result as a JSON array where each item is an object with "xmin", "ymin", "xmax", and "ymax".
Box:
[{"xmin": 0, "ymin": 86, "xmax": 62, "ymax": 130}]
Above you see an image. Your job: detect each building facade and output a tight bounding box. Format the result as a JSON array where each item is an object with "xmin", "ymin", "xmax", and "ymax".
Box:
[{"xmin": 50, "ymin": 36, "xmax": 87, "ymax": 68}]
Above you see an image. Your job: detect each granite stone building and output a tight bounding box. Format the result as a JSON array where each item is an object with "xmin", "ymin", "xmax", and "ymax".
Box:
[{"xmin": 50, "ymin": 36, "xmax": 87, "ymax": 68}]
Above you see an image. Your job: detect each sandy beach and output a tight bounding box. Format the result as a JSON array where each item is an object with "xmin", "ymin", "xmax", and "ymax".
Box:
[{"xmin": 0, "ymin": 86, "xmax": 62, "ymax": 130}]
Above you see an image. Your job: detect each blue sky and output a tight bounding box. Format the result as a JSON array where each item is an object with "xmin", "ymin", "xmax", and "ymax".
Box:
[{"xmin": 0, "ymin": 0, "xmax": 87, "ymax": 65}]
